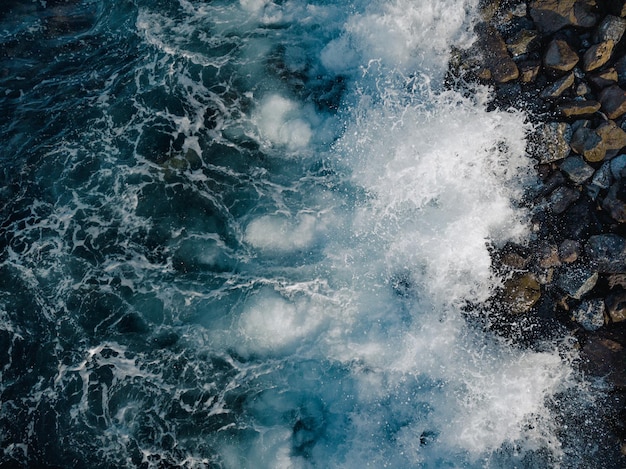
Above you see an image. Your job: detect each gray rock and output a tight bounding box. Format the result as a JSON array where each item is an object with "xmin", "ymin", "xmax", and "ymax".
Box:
[
  {"xmin": 548, "ymin": 186, "xmax": 580, "ymax": 213},
  {"xmin": 541, "ymin": 72, "xmax": 575, "ymax": 98},
  {"xmin": 610, "ymin": 153, "xmax": 626, "ymax": 178},
  {"xmin": 582, "ymin": 40, "xmax": 615, "ymax": 72},
  {"xmin": 593, "ymin": 161, "xmax": 613, "ymax": 189},
  {"xmin": 572, "ymin": 298, "xmax": 606, "ymax": 330},
  {"xmin": 530, "ymin": 0, "xmax": 598, "ymax": 33},
  {"xmin": 544, "ymin": 39, "xmax": 579, "ymax": 72},
  {"xmin": 533, "ymin": 121, "xmax": 572, "ymax": 163},
  {"xmin": 557, "ymin": 265, "xmax": 599, "ymax": 299},
  {"xmin": 559, "ymin": 239, "xmax": 581, "ymax": 263},
  {"xmin": 593, "ymin": 15, "xmax": 626, "ymax": 43},
  {"xmin": 586, "ymin": 234, "xmax": 626, "ymax": 273},
  {"xmin": 599, "ymin": 85, "xmax": 626, "ymax": 120},
  {"xmin": 602, "ymin": 182, "xmax": 626, "ymax": 222},
  {"xmin": 606, "ymin": 290, "xmax": 626, "ymax": 323},
  {"xmin": 570, "ymin": 126, "xmax": 605, "ymax": 162},
  {"xmin": 560, "ymin": 156, "xmax": 596, "ymax": 183},
  {"xmin": 507, "ymin": 29, "xmax": 539, "ymax": 57}
]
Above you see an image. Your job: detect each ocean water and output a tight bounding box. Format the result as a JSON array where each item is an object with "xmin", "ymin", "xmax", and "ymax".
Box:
[{"xmin": 0, "ymin": 0, "xmax": 620, "ymax": 467}]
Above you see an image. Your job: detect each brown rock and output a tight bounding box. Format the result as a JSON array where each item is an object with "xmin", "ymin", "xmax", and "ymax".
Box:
[
  {"xmin": 570, "ymin": 126, "xmax": 606, "ymax": 162},
  {"xmin": 588, "ymin": 67, "xmax": 618, "ymax": 88},
  {"xmin": 503, "ymin": 273, "xmax": 541, "ymax": 314},
  {"xmin": 537, "ymin": 243, "xmax": 561, "ymax": 268},
  {"xmin": 599, "ymin": 85, "xmax": 626, "ymax": 119},
  {"xmin": 602, "ymin": 181, "xmax": 626, "ymax": 222},
  {"xmin": 548, "ymin": 185, "xmax": 580, "ymax": 213},
  {"xmin": 559, "ymin": 239, "xmax": 581, "ymax": 263},
  {"xmin": 576, "ymin": 82, "xmax": 592, "ymax": 95},
  {"xmin": 544, "ymin": 39, "xmax": 579, "ymax": 73},
  {"xmin": 519, "ymin": 61, "xmax": 541, "ymax": 82},
  {"xmin": 581, "ymin": 333, "xmax": 626, "ymax": 389},
  {"xmin": 596, "ymin": 120, "xmax": 626, "ymax": 154},
  {"xmin": 593, "ymin": 15, "xmax": 626, "ymax": 43},
  {"xmin": 507, "ymin": 30, "xmax": 539, "ymax": 57},
  {"xmin": 476, "ymin": 23, "xmax": 519, "ymax": 83},
  {"xmin": 541, "ymin": 72, "xmax": 575, "ymax": 99},
  {"xmin": 605, "ymin": 290, "xmax": 626, "ymax": 322},
  {"xmin": 533, "ymin": 121, "xmax": 572, "ymax": 163},
  {"xmin": 530, "ymin": 0, "xmax": 598, "ymax": 33},
  {"xmin": 582, "ymin": 40, "xmax": 615, "ymax": 72},
  {"xmin": 557, "ymin": 99, "xmax": 601, "ymax": 117}
]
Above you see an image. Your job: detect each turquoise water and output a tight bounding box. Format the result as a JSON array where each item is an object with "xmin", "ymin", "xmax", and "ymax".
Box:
[{"xmin": 0, "ymin": 0, "xmax": 620, "ymax": 467}]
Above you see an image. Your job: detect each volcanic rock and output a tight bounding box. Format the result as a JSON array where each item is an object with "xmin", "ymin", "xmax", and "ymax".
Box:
[
  {"xmin": 556, "ymin": 264, "xmax": 599, "ymax": 299},
  {"xmin": 582, "ymin": 40, "xmax": 615, "ymax": 72},
  {"xmin": 544, "ymin": 39, "xmax": 579, "ymax": 73},
  {"xmin": 586, "ymin": 234, "xmax": 626, "ymax": 273}
]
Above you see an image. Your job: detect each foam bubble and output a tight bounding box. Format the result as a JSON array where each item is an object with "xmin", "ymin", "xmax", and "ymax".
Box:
[{"xmin": 245, "ymin": 213, "xmax": 321, "ymax": 252}]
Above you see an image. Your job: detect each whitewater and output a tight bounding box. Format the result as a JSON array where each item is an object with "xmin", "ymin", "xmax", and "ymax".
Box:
[{"xmin": 0, "ymin": 0, "xmax": 619, "ymax": 467}]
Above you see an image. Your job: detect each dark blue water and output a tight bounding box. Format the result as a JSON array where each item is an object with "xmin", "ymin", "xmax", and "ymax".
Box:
[{"xmin": 0, "ymin": 1, "xmax": 621, "ymax": 467}]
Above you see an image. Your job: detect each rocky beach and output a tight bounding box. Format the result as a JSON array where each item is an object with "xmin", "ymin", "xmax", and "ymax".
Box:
[{"xmin": 459, "ymin": 0, "xmax": 626, "ymax": 458}]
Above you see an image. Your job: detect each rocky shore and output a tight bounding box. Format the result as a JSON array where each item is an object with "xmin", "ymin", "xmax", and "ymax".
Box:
[{"xmin": 450, "ymin": 0, "xmax": 626, "ymax": 458}]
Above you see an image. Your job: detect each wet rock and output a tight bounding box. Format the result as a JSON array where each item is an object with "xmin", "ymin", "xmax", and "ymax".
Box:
[
  {"xmin": 548, "ymin": 185, "xmax": 580, "ymax": 213},
  {"xmin": 541, "ymin": 72, "xmax": 575, "ymax": 98},
  {"xmin": 559, "ymin": 155, "xmax": 596, "ymax": 183},
  {"xmin": 556, "ymin": 264, "xmax": 599, "ymax": 299},
  {"xmin": 533, "ymin": 121, "xmax": 572, "ymax": 163},
  {"xmin": 519, "ymin": 60, "xmax": 541, "ymax": 82},
  {"xmin": 507, "ymin": 29, "xmax": 540, "ymax": 57},
  {"xmin": 530, "ymin": 0, "xmax": 598, "ymax": 33},
  {"xmin": 592, "ymin": 160, "xmax": 613, "ymax": 189},
  {"xmin": 596, "ymin": 120, "xmax": 626, "ymax": 157},
  {"xmin": 606, "ymin": 290, "xmax": 626, "ymax": 322},
  {"xmin": 593, "ymin": 15, "xmax": 626, "ymax": 43},
  {"xmin": 610, "ymin": 153, "xmax": 626, "ymax": 178},
  {"xmin": 599, "ymin": 85, "xmax": 626, "ymax": 119},
  {"xmin": 586, "ymin": 234, "xmax": 626, "ymax": 273},
  {"xmin": 502, "ymin": 273, "xmax": 541, "ymax": 314},
  {"xmin": 572, "ymin": 298, "xmax": 606, "ymax": 330},
  {"xmin": 477, "ymin": 23, "xmax": 519, "ymax": 83},
  {"xmin": 557, "ymin": 99, "xmax": 601, "ymax": 117},
  {"xmin": 559, "ymin": 239, "xmax": 581, "ymax": 263},
  {"xmin": 588, "ymin": 68, "xmax": 619, "ymax": 88},
  {"xmin": 576, "ymin": 81, "xmax": 592, "ymax": 96},
  {"xmin": 581, "ymin": 332, "xmax": 626, "ymax": 389},
  {"xmin": 537, "ymin": 243, "xmax": 561, "ymax": 268},
  {"xmin": 582, "ymin": 39, "xmax": 615, "ymax": 72},
  {"xmin": 570, "ymin": 126, "xmax": 605, "ymax": 162},
  {"xmin": 608, "ymin": 273, "xmax": 626, "ymax": 289},
  {"xmin": 602, "ymin": 181, "xmax": 626, "ymax": 222},
  {"xmin": 543, "ymin": 39, "xmax": 579, "ymax": 73}
]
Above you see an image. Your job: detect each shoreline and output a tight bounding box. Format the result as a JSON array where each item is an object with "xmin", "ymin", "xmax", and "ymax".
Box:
[{"xmin": 456, "ymin": 0, "xmax": 626, "ymax": 457}]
